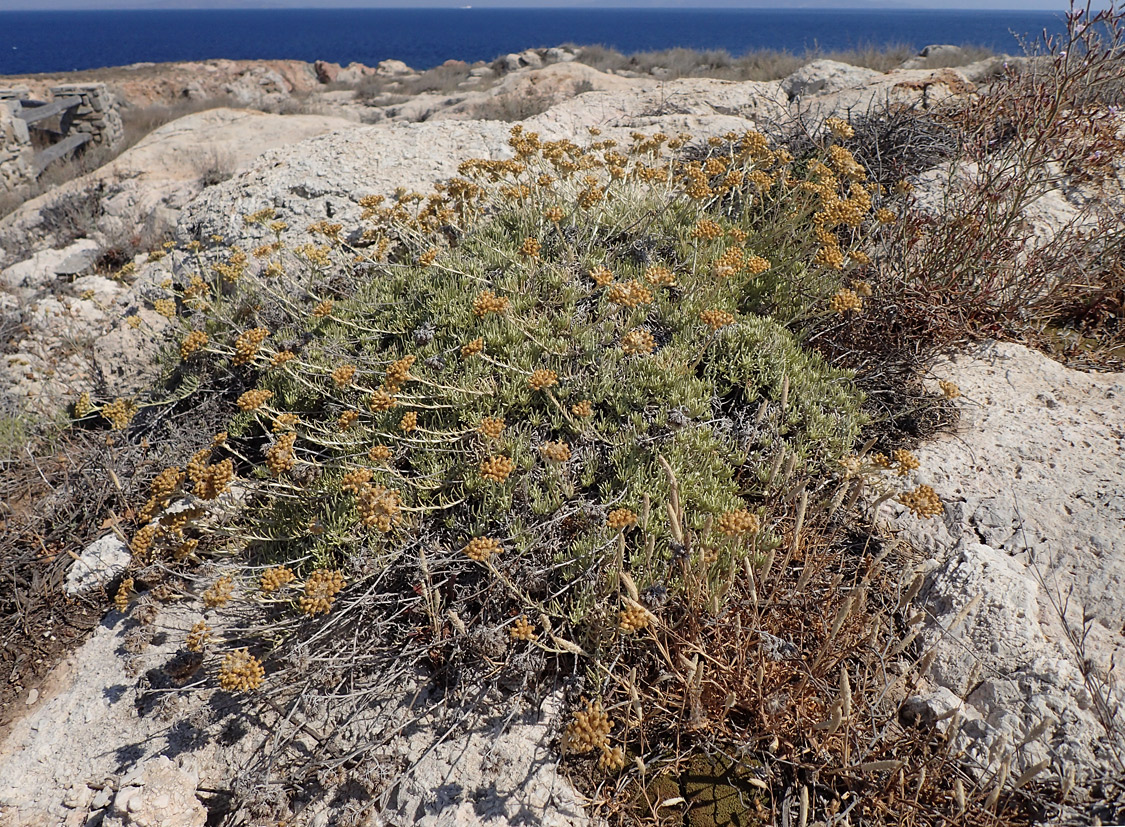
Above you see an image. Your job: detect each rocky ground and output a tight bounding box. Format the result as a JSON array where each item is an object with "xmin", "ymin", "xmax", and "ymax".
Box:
[{"xmin": 0, "ymin": 43, "xmax": 1121, "ymax": 827}]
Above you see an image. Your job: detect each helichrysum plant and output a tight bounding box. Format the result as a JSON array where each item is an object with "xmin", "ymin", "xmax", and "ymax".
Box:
[{"xmin": 148, "ymin": 123, "xmax": 884, "ymax": 795}]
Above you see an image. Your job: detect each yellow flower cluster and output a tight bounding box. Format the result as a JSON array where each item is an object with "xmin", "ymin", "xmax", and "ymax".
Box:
[
  {"xmin": 114, "ymin": 578, "xmax": 133, "ymax": 613},
  {"xmin": 311, "ymin": 299, "xmax": 334, "ymax": 319},
  {"xmin": 299, "ymin": 569, "xmax": 346, "ymax": 616},
  {"xmin": 203, "ymin": 575, "xmax": 235, "ymax": 608},
  {"xmin": 332, "ymin": 364, "xmax": 357, "ymax": 387},
  {"xmin": 745, "ymin": 254, "xmax": 771, "ymax": 275},
  {"xmin": 74, "ymin": 391, "xmax": 93, "ymax": 417},
  {"xmin": 621, "ymin": 329, "xmax": 656, "ymax": 355},
  {"xmin": 829, "ymin": 288, "xmax": 863, "ymax": 314},
  {"xmin": 237, "ymin": 389, "xmax": 272, "ymax": 412},
  {"xmin": 828, "ymin": 145, "xmax": 865, "ymax": 180},
  {"xmin": 510, "ymin": 616, "xmax": 537, "ymax": 641},
  {"xmin": 590, "ymin": 266, "xmax": 613, "ymax": 287},
  {"xmin": 825, "ymin": 116, "xmax": 855, "ymax": 139},
  {"xmin": 102, "ymin": 397, "xmax": 138, "ymax": 430},
  {"xmin": 338, "ymin": 410, "xmax": 359, "ymax": 430},
  {"xmin": 368, "ymin": 444, "xmax": 393, "ymax": 463},
  {"xmin": 153, "ymin": 298, "xmax": 177, "ymax": 319},
  {"xmin": 218, "ymin": 649, "xmax": 264, "ymax": 691},
  {"xmin": 717, "ymin": 509, "xmax": 760, "ymax": 536},
  {"xmin": 892, "ymin": 449, "xmax": 920, "ymax": 476},
  {"xmin": 232, "ymin": 327, "xmax": 270, "ymax": 366},
  {"xmin": 130, "ymin": 525, "xmax": 158, "ymax": 559},
  {"xmin": 185, "ymin": 620, "xmax": 211, "ymax": 652},
  {"xmin": 519, "ymin": 237, "xmax": 542, "ymax": 258},
  {"xmin": 260, "ymin": 566, "xmax": 295, "ymax": 593},
  {"xmin": 357, "ymin": 484, "xmax": 402, "ymax": 531},
  {"xmin": 180, "ymin": 330, "xmax": 208, "ymax": 360},
  {"xmin": 875, "ymin": 208, "xmax": 896, "ymax": 224},
  {"xmin": 598, "ymin": 746, "xmax": 626, "ymax": 772},
  {"xmin": 272, "ymin": 413, "xmax": 299, "ymax": 432},
  {"xmin": 464, "ymin": 536, "xmax": 502, "ymax": 562},
  {"xmin": 700, "ymin": 309, "xmax": 735, "ymax": 330},
  {"xmin": 644, "ymin": 264, "xmax": 675, "ymax": 287},
  {"xmin": 691, "ymin": 218, "xmax": 724, "ymax": 240},
  {"xmin": 543, "ymin": 206, "xmax": 565, "ymax": 223},
  {"xmin": 385, "ymin": 355, "xmax": 415, "ymax": 390},
  {"xmin": 571, "ymin": 400, "xmax": 593, "ymax": 418},
  {"xmin": 619, "ymin": 604, "xmax": 651, "ymax": 633},
  {"xmin": 607, "ymin": 508, "xmax": 637, "ymax": 530},
  {"xmin": 461, "ymin": 338, "xmax": 484, "ymax": 358},
  {"xmin": 266, "ymin": 432, "xmax": 297, "ymax": 475},
  {"xmin": 418, "ymin": 247, "xmax": 439, "ymax": 267},
  {"xmin": 478, "ymin": 416, "xmax": 505, "ymax": 439},
  {"xmin": 341, "ymin": 467, "xmax": 373, "ymax": 493},
  {"xmin": 187, "ymin": 450, "xmax": 234, "ymax": 500},
  {"xmin": 399, "ymin": 411, "xmax": 418, "ymax": 433},
  {"xmin": 244, "ymin": 207, "xmax": 277, "ymax": 225},
  {"xmin": 473, "ymin": 291, "xmax": 509, "ymax": 316},
  {"xmin": 480, "ymin": 455, "xmax": 515, "ymax": 483},
  {"xmin": 270, "ymin": 350, "xmax": 296, "ymax": 369},
  {"xmin": 939, "ymin": 380, "xmax": 961, "ymax": 399},
  {"xmin": 898, "ymin": 485, "xmax": 943, "ymax": 519},
  {"xmin": 606, "ymin": 280, "xmax": 652, "ymax": 308},
  {"xmin": 563, "ymin": 698, "xmax": 612, "ymax": 753},
  {"xmin": 541, "ymin": 441, "xmax": 571, "ymax": 463},
  {"xmin": 368, "ymin": 389, "xmax": 397, "ymax": 412},
  {"xmin": 527, "ymin": 369, "xmax": 558, "ymax": 391}
]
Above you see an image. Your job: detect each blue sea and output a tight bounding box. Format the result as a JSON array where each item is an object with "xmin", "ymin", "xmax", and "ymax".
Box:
[{"xmin": 0, "ymin": 8, "xmax": 1066, "ymax": 77}]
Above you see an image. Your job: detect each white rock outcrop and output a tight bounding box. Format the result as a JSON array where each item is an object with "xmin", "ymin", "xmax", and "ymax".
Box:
[
  {"xmin": 882, "ymin": 341, "xmax": 1125, "ymax": 784},
  {"xmin": 63, "ymin": 534, "xmax": 131, "ymax": 596}
]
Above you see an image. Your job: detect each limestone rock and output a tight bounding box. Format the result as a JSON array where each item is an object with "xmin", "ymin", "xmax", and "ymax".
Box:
[
  {"xmin": 64, "ymin": 535, "xmax": 131, "ymax": 596},
  {"xmin": 0, "ymin": 239, "xmax": 100, "ymax": 295},
  {"xmin": 782, "ymin": 59, "xmax": 884, "ymax": 99},
  {"xmin": 376, "ymin": 59, "xmax": 415, "ymax": 77},
  {"xmin": 899, "ymin": 44, "xmax": 966, "ymax": 70},
  {"xmin": 880, "ymin": 341, "xmax": 1125, "ymax": 784},
  {"xmin": 0, "ymin": 108, "xmax": 355, "ymax": 270},
  {"xmin": 103, "ymin": 757, "xmax": 206, "ymax": 827}
]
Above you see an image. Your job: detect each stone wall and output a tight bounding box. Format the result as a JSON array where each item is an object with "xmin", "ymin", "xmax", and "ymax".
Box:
[
  {"xmin": 49, "ymin": 83, "xmax": 124, "ymax": 150},
  {"xmin": 0, "ymin": 83, "xmax": 123, "ymax": 194},
  {"xmin": 0, "ymin": 91, "xmax": 35, "ymax": 192}
]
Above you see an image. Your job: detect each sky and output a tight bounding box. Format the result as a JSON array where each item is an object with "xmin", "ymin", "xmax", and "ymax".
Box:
[{"xmin": 0, "ymin": 0, "xmax": 1076, "ymax": 9}]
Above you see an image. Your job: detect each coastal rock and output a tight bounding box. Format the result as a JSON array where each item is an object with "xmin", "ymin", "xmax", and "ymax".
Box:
[
  {"xmin": 0, "ymin": 108, "xmax": 355, "ymax": 269},
  {"xmin": 781, "ymin": 59, "xmax": 885, "ymax": 99},
  {"xmin": 177, "ymin": 119, "xmax": 515, "ymax": 246},
  {"xmin": 63, "ymin": 535, "xmax": 131, "ymax": 597},
  {"xmin": 0, "ymin": 239, "xmax": 99, "ymax": 295},
  {"xmin": 880, "ymin": 341, "xmax": 1125, "ymax": 783},
  {"xmin": 793, "ymin": 67, "xmax": 976, "ymax": 120},
  {"xmin": 524, "ymin": 75, "xmax": 788, "ymax": 138},
  {"xmin": 899, "ymin": 43, "xmax": 967, "ymax": 70},
  {"xmin": 376, "ymin": 59, "xmax": 415, "ymax": 77}
]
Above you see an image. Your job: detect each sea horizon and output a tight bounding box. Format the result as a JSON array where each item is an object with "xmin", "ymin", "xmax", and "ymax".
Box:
[{"xmin": 0, "ymin": 7, "xmax": 1066, "ymax": 76}]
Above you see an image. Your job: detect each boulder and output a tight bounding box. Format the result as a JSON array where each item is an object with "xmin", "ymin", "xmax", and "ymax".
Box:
[
  {"xmin": 376, "ymin": 59, "xmax": 415, "ymax": 77},
  {"xmin": 781, "ymin": 59, "xmax": 884, "ymax": 99},
  {"xmin": 0, "ymin": 239, "xmax": 100, "ymax": 294},
  {"xmin": 899, "ymin": 44, "xmax": 966, "ymax": 70},
  {"xmin": 335, "ymin": 62, "xmax": 375, "ymax": 85},
  {"xmin": 518, "ymin": 49, "xmax": 544, "ymax": 69},
  {"xmin": 64, "ymin": 535, "xmax": 131, "ymax": 597}
]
